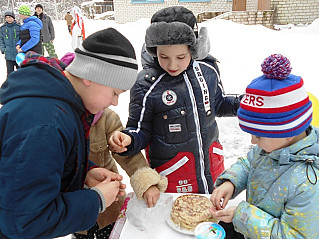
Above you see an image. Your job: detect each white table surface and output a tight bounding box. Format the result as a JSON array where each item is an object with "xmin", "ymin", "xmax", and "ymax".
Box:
[{"xmin": 119, "ymin": 192, "xmax": 245, "ymax": 239}]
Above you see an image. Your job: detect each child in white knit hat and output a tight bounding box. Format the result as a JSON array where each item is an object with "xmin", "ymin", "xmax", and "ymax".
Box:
[
  {"xmin": 0, "ymin": 28, "xmax": 138, "ymax": 239},
  {"xmin": 210, "ymin": 54, "xmax": 318, "ymax": 238}
]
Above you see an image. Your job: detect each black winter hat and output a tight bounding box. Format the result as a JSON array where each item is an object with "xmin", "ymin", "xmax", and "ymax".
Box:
[
  {"xmin": 35, "ymin": 4, "xmax": 43, "ymax": 10},
  {"xmin": 145, "ymin": 6, "xmax": 210, "ymax": 60},
  {"xmin": 4, "ymin": 10, "xmax": 15, "ymax": 19},
  {"xmin": 66, "ymin": 28, "xmax": 138, "ymax": 90}
]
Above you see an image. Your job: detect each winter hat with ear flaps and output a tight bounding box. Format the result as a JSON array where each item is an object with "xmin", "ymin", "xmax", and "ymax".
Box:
[
  {"xmin": 238, "ymin": 54, "xmax": 313, "ymax": 138},
  {"xmin": 66, "ymin": 28, "xmax": 138, "ymax": 91},
  {"xmin": 145, "ymin": 6, "xmax": 210, "ymax": 60}
]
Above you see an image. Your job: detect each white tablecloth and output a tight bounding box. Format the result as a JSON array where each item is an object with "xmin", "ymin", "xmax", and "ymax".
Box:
[{"xmin": 111, "ymin": 192, "xmax": 245, "ymax": 239}]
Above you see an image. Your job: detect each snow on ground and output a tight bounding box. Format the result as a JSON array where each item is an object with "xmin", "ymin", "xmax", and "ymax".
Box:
[{"xmin": 1, "ymin": 16, "xmax": 318, "ymax": 239}]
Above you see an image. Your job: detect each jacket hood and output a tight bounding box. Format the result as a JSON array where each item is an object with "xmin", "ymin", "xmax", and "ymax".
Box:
[
  {"xmin": 24, "ymin": 15, "xmax": 43, "ymax": 28},
  {"xmin": 0, "ymin": 53, "xmax": 84, "ymax": 114},
  {"xmin": 264, "ymin": 126, "xmax": 319, "ymax": 168}
]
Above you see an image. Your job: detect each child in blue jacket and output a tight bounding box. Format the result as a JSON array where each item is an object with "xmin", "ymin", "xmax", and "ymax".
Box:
[
  {"xmin": 109, "ymin": 6, "xmax": 242, "ymax": 196},
  {"xmin": 0, "ymin": 10, "xmax": 20, "ymax": 75},
  {"xmin": 210, "ymin": 54, "xmax": 319, "ymax": 238},
  {"xmin": 16, "ymin": 5, "xmax": 42, "ymax": 55},
  {"xmin": 0, "ymin": 28, "xmax": 137, "ymax": 239}
]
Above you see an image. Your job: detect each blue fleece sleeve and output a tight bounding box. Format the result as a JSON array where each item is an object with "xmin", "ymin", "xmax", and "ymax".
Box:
[
  {"xmin": 0, "ymin": 126, "xmax": 99, "ymax": 239},
  {"xmin": 21, "ymin": 21, "xmax": 41, "ymax": 52}
]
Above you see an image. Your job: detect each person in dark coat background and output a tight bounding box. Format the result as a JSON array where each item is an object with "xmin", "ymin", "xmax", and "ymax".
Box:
[
  {"xmin": 34, "ymin": 3, "xmax": 58, "ymax": 57},
  {"xmin": 16, "ymin": 5, "xmax": 42, "ymax": 55},
  {"xmin": 0, "ymin": 10, "xmax": 20, "ymax": 76}
]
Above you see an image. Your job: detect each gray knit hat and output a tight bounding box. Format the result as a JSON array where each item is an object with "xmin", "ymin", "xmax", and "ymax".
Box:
[
  {"xmin": 66, "ymin": 28, "xmax": 138, "ymax": 91},
  {"xmin": 145, "ymin": 6, "xmax": 210, "ymax": 60},
  {"xmin": 4, "ymin": 10, "xmax": 15, "ymax": 19}
]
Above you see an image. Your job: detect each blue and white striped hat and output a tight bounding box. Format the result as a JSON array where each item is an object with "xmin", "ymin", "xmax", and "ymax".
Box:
[{"xmin": 238, "ymin": 54, "xmax": 313, "ymax": 138}]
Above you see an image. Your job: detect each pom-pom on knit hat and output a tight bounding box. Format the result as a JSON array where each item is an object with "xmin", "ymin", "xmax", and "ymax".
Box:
[
  {"xmin": 4, "ymin": 10, "xmax": 15, "ymax": 19},
  {"xmin": 145, "ymin": 6, "xmax": 210, "ymax": 60},
  {"xmin": 19, "ymin": 5, "xmax": 31, "ymax": 16},
  {"xmin": 237, "ymin": 54, "xmax": 313, "ymax": 138},
  {"xmin": 66, "ymin": 28, "xmax": 138, "ymax": 91}
]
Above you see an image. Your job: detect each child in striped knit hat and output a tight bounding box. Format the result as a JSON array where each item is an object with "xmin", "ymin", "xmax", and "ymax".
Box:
[{"xmin": 210, "ymin": 54, "xmax": 319, "ymax": 238}]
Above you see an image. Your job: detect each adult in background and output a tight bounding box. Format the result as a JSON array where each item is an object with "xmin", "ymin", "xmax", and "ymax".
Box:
[
  {"xmin": 65, "ymin": 11, "xmax": 73, "ymax": 34},
  {"xmin": 16, "ymin": 5, "xmax": 42, "ymax": 55},
  {"xmin": 34, "ymin": 3, "xmax": 58, "ymax": 57},
  {"xmin": 71, "ymin": 6, "xmax": 85, "ymax": 50},
  {"xmin": 0, "ymin": 10, "xmax": 20, "ymax": 76}
]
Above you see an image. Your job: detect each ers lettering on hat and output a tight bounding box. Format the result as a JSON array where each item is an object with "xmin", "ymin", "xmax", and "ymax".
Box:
[{"xmin": 242, "ymin": 94, "xmax": 264, "ymax": 107}]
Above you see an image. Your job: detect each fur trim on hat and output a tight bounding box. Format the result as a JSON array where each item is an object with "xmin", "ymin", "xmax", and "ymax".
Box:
[
  {"xmin": 190, "ymin": 27, "xmax": 210, "ymax": 60},
  {"xmin": 130, "ymin": 167, "xmax": 168, "ymax": 200},
  {"xmin": 145, "ymin": 22, "xmax": 210, "ymax": 60}
]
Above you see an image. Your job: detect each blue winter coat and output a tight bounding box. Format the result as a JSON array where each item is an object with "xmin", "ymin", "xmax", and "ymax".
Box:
[
  {"xmin": 0, "ymin": 21, "xmax": 20, "ymax": 61},
  {"xmin": 16, "ymin": 16, "xmax": 42, "ymax": 53},
  {"xmin": 0, "ymin": 53, "xmax": 99, "ymax": 239},
  {"xmin": 215, "ymin": 126, "xmax": 319, "ymax": 238},
  {"xmin": 121, "ymin": 48, "xmax": 241, "ymax": 194}
]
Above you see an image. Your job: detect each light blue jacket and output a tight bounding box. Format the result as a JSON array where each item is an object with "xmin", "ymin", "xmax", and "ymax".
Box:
[{"xmin": 215, "ymin": 127, "xmax": 319, "ymax": 238}]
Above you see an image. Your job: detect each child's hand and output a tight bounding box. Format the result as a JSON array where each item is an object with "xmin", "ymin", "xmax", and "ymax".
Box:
[
  {"xmin": 95, "ymin": 179, "xmax": 126, "ymax": 208},
  {"xmin": 108, "ymin": 131, "xmax": 132, "ymax": 153},
  {"xmin": 210, "ymin": 181, "xmax": 235, "ymax": 210},
  {"xmin": 143, "ymin": 185, "xmax": 160, "ymax": 208},
  {"xmin": 85, "ymin": 167, "xmax": 123, "ymax": 187},
  {"xmin": 209, "ymin": 206, "xmax": 237, "ymax": 223}
]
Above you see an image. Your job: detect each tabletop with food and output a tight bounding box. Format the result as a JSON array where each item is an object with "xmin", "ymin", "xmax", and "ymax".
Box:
[{"xmin": 109, "ymin": 192, "xmax": 243, "ymax": 239}]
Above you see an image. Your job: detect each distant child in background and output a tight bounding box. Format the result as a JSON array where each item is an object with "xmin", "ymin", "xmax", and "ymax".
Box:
[
  {"xmin": 109, "ymin": 6, "xmax": 242, "ymax": 195},
  {"xmin": 210, "ymin": 54, "xmax": 319, "ymax": 238},
  {"xmin": 60, "ymin": 52, "xmax": 167, "ymax": 239},
  {"xmin": 64, "ymin": 11, "xmax": 73, "ymax": 34},
  {"xmin": 34, "ymin": 4, "xmax": 58, "ymax": 57},
  {"xmin": 71, "ymin": 6, "xmax": 85, "ymax": 50},
  {"xmin": 0, "ymin": 10, "xmax": 20, "ymax": 76},
  {"xmin": 16, "ymin": 5, "xmax": 42, "ymax": 55}
]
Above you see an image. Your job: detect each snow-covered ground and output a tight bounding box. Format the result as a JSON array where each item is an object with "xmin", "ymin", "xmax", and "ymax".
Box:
[{"xmin": 1, "ymin": 16, "xmax": 318, "ymax": 239}]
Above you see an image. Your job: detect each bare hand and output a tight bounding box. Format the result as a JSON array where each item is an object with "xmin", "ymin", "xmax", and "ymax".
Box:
[
  {"xmin": 209, "ymin": 206, "xmax": 236, "ymax": 223},
  {"xmin": 108, "ymin": 131, "xmax": 132, "ymax": 153},
  {"xmin": 143, "ymin": 185, "xmax": 160, "ymax": 208},
  {"xmin": 210, "ymin": 181, "xmax": 235, "ymax": 210},
  {"xmin": 16, "ymin": 45, "xmax": 22, "ymax": 53},
  {"xmin": 95, "ymin": 179, "xmax": 126, "ymax": 208},
  {"xmin": 85, "ymin": 167, "xmax": 123, "ymax": 188}
]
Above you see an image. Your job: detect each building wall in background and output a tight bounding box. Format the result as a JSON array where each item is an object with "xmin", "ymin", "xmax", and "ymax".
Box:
[
  {"xmin": 113, "ymin": 0, "xmax": 319, "ymax": 26},
  {"xmin": 271, "ymin": 0, "xmax": 319, "ymax": 25},
  {"xmin": 114, "ymin": 0, "xmax": 232, "ymax": 24}
]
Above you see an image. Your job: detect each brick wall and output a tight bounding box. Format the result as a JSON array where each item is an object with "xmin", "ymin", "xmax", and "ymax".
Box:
[
  {"xmin": 113, "ymin": 0, "xmax": 319, "ymax": 25},
  {"xmin": 271, "ymin": 0, "xmax": 319, "ymax": 25},
  {"xmin": 114, "ymin": 0, "xmax": 232, "ymax": 24},
  {"xmin": 214, "ymin": 10, "xmax": 274, "ymax": 28}
]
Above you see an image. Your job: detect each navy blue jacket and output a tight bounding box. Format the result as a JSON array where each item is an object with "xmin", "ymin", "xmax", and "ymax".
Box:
[
  {"xmin": 121, "ymin": 49, "xmax": 241, "ymax": 194},
  {"xmin": 0, "ymin": 54, "xmax": 99, "ymax": 238},
  {"xmin": 0, "ymin": 21, "xmax": 21, "ymax": 61}
]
